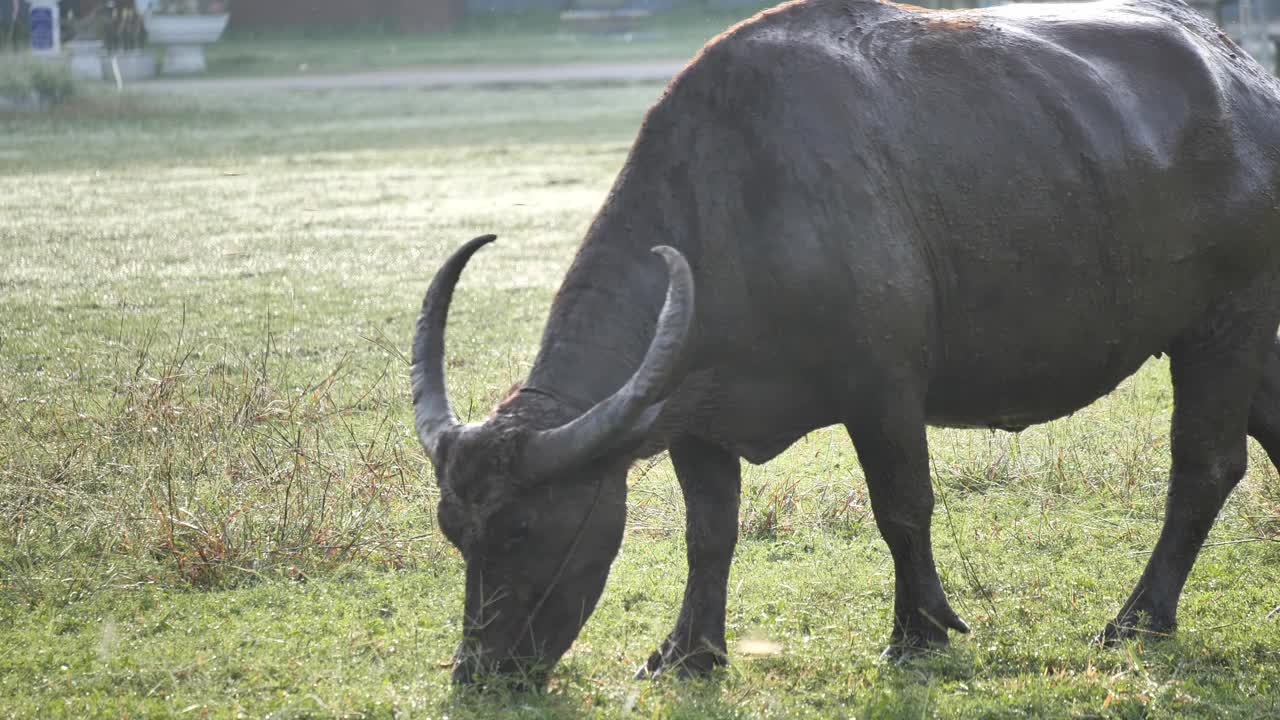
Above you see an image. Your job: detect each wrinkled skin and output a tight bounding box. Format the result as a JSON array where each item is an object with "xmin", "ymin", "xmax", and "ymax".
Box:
[{"xmin": 413, "ymin": 0, "xmax": 1280, "ymax": 686}]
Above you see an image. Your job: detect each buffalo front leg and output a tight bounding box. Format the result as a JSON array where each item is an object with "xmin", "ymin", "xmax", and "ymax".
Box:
[
  {"xmin": 1100, "ymin": 332, "xmax": 1265, "ymax": 644},
  {"xmin": 636, "ymin": 435, "xmax": 741, "ymax": 679},
  {"xmin": 1247, "ymin": 337, "xmax": 1280, "ymax": 471},
  {"xmin": 846, "ymin": 407, "xmax": 969, "ymax": 658}
]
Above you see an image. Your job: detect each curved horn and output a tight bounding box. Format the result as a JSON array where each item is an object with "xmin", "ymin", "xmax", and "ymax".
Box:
[
  {"xmin": 411, "ymin": 234, "xmax": 496, "ymax": 464},
  {"xmin": 522, "ymin": 246, "xmax": 695, "ymax": 479}
]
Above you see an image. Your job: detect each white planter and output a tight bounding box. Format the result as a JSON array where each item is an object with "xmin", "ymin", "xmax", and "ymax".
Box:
[
  {"xmin": 103, "ymin": 50, "xmax": 159, "ymax": 82},
  {"xmin": 145, "ymin": 13, "xmax": 230, "ymax": 45},
  {"xmin": 66, "ymin": 40, "xmax": 105, "ymax": 81},
  {"xmin": 144, "ymin": 14, "xmax": 229, "ymax": 75}
]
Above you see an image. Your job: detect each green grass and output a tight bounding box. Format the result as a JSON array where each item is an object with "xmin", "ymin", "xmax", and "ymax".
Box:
[
  {"xmin": 3, "ymin": 82, "xmax": 1280, "ymax": 718},
  {"xmin": 205, "ymin": 8, "xmax": 770, "ymax": 78}
]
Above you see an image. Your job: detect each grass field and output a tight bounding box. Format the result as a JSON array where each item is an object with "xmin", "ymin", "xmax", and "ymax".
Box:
[
  {"xmin": 205, "ymin": 8, "xmax": 769, "ymax": 78},
  {"xmin": 3, "ymin": 80, "xmax": 1280, "ymax": 719}
]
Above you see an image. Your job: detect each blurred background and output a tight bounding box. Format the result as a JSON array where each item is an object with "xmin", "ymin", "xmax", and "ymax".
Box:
[{"xmin": 2, "ymin": 0, "xmax": 1279, "ymax": 78}]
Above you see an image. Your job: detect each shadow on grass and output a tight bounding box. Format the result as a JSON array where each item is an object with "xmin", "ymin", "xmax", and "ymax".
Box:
[
  {"xmin": 445, "ymin": 688, "xmax": 598, "ymax": 720},
  {"xmin": 858, "ymin": 631, "xmax": 1280, "ymax": 716},
  {"xmin": 442, "ymin": 667, "xmax": 755, "ymax": 719}
]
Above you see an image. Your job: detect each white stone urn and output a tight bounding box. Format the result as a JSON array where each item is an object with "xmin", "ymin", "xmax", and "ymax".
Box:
[
  {"xmin": 144, "ymin": 13, "xmax": 229, "ymax": 75},
  {"xmin": 66, "ymin": 39, "xmax": 106, "ymax": 81},
  {"xmin": 103, "ymin": 49, "xmax": 159, "ymax": 82}
]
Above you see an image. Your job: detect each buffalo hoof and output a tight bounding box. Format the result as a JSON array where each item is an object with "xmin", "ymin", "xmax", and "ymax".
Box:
[
  {"xmin": 1095, "ymin": 613, "xmax": 1175, "ymax": 648},
  {"xmin": 634, "ymin": 636, "xmax": 727, "ymax": 680},
  {"xmin": 880, "ymin": 607, "xmax": 969, "ymax": 662},
  {"xmin": 880, "ymin": 640, "xmax": 938, "ymax": 663}
]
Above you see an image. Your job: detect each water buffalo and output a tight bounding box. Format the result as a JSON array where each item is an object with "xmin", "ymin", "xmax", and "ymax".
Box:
[{"xmin": 411, "ymin": 0, "xmax": 1280, "ymax": 685}]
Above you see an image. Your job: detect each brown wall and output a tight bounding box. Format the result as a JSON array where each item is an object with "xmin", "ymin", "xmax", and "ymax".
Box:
[{"xmin": 229, "ymin": 0, "xmax": 465, "ymax": 33}]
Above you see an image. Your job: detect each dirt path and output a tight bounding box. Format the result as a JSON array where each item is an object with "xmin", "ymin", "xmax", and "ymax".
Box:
[{"xmin": 132, "ymin": 60, "xmax": 687, "ymax": 93}]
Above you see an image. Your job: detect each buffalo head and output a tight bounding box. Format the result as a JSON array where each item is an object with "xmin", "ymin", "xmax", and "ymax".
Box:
[{"xmin": 411, "ymin": 235, "xmax": 693, "ymax": 686}]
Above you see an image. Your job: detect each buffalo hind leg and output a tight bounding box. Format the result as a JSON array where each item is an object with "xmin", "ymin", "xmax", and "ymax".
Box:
[
  {"xmin": 846, "ymin": 403, "xmax": 969, "ymax": 659},
  {"xmin": 1248, "ymin": 337, "xmax": 1280, "ymax": 471},
  {"xmin": 1100, "ymin": 329, "xmax": 1267, "ymax": 645},
  {"xmin": 636, "ymin": 435, "xmax": 741, "ymax": 679}
]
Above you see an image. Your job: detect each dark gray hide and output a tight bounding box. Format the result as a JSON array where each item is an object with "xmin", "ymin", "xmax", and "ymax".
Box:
[{"xmin": 413, "ymin": 0, "xmax": 1280, "ymax": 685}]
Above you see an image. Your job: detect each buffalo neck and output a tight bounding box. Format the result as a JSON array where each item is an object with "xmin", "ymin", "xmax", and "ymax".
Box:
[
  {"xmin": 524, "ymin": 207, "xmax": 680, "ymax": 419},
  {"xmin": 523, "ymin": 101, "xmax": 702, "ymax": 423}
]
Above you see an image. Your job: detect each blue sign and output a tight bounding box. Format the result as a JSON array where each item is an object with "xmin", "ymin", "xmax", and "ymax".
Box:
[{"xmin": 30, "ymin": 6, "xmax": 54, "ymax": 51}]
